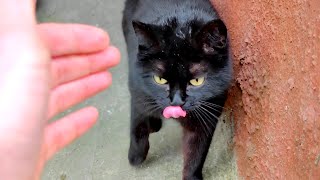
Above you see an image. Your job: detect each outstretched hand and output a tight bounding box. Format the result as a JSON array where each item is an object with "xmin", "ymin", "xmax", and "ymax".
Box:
[{"xmin": 0, "ymin": 1, "xmax": 120, "ymax": 179}]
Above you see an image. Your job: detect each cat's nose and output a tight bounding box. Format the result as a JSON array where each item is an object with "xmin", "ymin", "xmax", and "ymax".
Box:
[{"xmin": 170, "ymin": 91, "xmax": 185, "ymax": 106}]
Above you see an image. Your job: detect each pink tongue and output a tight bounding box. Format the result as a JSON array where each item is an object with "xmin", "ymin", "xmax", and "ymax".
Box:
[{"xmin": 163, "ymin": 106, "xmax": 187, "ymax": 119}]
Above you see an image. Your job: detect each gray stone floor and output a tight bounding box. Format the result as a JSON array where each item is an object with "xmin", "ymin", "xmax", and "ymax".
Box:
[{"xmin": 36, "ymin": 0, "xmax": 237, "ymax": 179}]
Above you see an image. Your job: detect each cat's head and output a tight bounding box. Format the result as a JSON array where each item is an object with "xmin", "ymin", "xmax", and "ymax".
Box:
[{"xmin": 132, "ymin": 18, "xmax": 232, "ymax": 114}]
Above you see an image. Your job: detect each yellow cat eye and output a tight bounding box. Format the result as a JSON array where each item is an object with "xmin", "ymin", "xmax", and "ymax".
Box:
[
  {"xmin": 190, "ymin": 77, "xmax": 205, "ymax": 86},
  {"xmin": 153, "ymin": 75, "xmax": 168, "ymax": 85}
]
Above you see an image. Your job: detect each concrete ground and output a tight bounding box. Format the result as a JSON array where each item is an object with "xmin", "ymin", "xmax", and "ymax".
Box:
[{"xmin": 37, "ymin": 0, "xmax": 237, "ymax": 179}]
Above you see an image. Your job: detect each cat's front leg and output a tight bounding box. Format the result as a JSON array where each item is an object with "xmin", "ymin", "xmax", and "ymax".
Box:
[
  {"xmin": 128, "ymin": 99, "xmax": 162, "ymax": 166},
  {"xmin": 181, "ymin": 126, "xmax": 215, "ymax": 180},
  {"xmin": 128, "ymin": 118, "xmax": 149, "ymax": 166}
]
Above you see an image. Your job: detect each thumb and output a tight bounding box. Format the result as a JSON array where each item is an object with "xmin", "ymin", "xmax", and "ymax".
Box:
[
  {"xmin": 0, "ymin": 0, "xmax": 51, "ymax": 179},
  {"xmin": 0, "ymin": 0, "xmax": 50, "ymax": 146},
  {"xmin": 0, "ymin": 2, "xmax": 50, "ymax": 132},
  {"xmin": 0, "ymin": 0, "xmax": 37, "ymax": 31}
]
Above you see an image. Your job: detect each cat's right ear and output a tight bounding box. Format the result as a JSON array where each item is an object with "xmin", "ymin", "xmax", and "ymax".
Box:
[{"xmin": 132, "ymin": 21, "xmax": 158, "ymax": 49}]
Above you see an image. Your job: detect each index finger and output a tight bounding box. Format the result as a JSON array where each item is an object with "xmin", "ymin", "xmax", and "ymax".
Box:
[{"xmin": 37, "ymin": 23, "xmax": 110, "ymax": 57}]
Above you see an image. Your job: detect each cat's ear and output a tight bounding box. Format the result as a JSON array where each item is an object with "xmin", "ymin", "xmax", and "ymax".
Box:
[
  {"xmin": 196, "ymin": 19, "xmax": 227, "ymax": 55},
  {"xmin": 132, "ymin": 21, "xmax": 159, "ymax": 49}
]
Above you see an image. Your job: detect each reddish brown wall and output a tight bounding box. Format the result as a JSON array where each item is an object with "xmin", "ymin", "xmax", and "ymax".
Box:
[{"xmin": 211, "ymin": 0, "xmax": 320, "ymax": 179}]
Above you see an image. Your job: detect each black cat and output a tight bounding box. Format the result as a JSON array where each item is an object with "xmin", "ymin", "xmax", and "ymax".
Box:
[{"xmin": 122, "ymin": 0, "xmax": 232, "ymax": 179}]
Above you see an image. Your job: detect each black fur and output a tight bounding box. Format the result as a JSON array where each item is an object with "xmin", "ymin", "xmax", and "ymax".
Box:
[{"xmin": 122, "ymin": 0, "xmax": 232, "ymax": 179}]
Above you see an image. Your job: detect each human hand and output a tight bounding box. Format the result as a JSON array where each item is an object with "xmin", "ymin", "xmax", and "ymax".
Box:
[
  {"xmin": 0, "ymin": 1, "xmax": 120, "ymax": 179},
  {"xmin": 36, "ymin": 23, "xmax": 120, "ymax": 178}
]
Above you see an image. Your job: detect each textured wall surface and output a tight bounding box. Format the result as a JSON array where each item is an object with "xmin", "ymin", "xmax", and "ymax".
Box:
[{"xmin": 211, "ymin": 0, "xmax": 320, "ymax": 179}]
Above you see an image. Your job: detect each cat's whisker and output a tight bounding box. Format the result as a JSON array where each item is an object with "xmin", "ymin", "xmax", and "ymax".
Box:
[
  {"xmin": 198, "ymin": 110, "xmax": 215, "ymax": 137},
  {"xmin": 199, "ymin": 101, "xmax": 223, "ymax": 108},
  {"xmin": 135, "ymin": 97, "xmax": 158, "ymax": 107},
  {"xmin": 198, "ymin": 102, "xmax": 228, "ymax": 126},
  {"xmin": 149, "ymin": 105, "xmax": 161, "ymax": 113},
  {"xmin": 140, "ymin": 104, "xmax": 160, "ymax": 116},
  {"xmin": 134, "ymin": 96, "xmax": 163, "ymax": 116},
  {"xmin": 199, "ymin": 101, "xmax": 229, "ymax": 110},
  {"xmin": 196, "ymin": 107, "xmax": 217, "ymax": 130},
  {"xmin": 195, "ymin": 111, "xmax": 209, "ymax": 137},
  {"xmin": 142, "ymin": 101, "xmax": 157, "ymax": 107},
  {"xmin": 137, "ymin": 98, "xmax": 154, "ymax": 104},
  {"xmin": 193, "ymin": 109, "xmax": 210, "ymax": 137},
  {"xmin": 198, "ymin": 105, "xmax": 220, "ymax": 122},
  {"xmin": 200, "ymin": 103, "xmax": 221, "ymax": 113},
  {"xmin": 148, "ymin": 106, "xmax": 161, "ymax": 115},
  {"xmin": 196, "ymin": 107, "xmax": 212, "ymax": 124},
  {"xmin": 135, "ymin": 96, "xmax": 154, "ymax": 101}
]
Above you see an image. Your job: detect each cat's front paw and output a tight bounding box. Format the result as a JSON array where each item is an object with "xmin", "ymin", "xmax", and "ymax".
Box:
[
  {"xmin": 128, "ymin": 154, "xmax": 145, "ymax": 166},
  {"xmin": 183, "ymin": 174, "xmax": 203, "ymax": 180},
  {"xmin": 128, "ymin": 150, "xmax": 146, "ymax": 166},
  {"xmin": 128, "ymin": 142, "xmax": 149, "ymax": 166}
]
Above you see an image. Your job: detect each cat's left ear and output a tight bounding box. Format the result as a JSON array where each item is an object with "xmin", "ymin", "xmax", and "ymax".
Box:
[{"xmin": 196, "ymin": 19, "xmax": 227, "ymax": 55}]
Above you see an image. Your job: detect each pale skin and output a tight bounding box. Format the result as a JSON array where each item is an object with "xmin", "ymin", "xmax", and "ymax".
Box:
[{"xmin": 0, "ymin": 0, "xmax": 120, "ymax": 179}]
